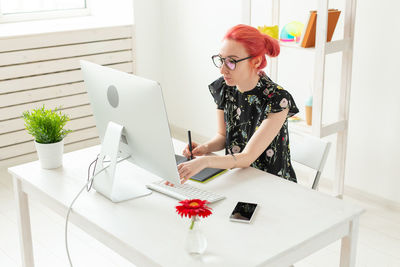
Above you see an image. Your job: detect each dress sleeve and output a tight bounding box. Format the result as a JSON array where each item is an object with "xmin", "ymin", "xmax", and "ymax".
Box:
[
  {"xmin": 208, "ymin": 77, "xmax": 226, "ymax": 110},
  {"xmin": 262, "ymin": 86, "xmax": 299, "ymax": 120}
]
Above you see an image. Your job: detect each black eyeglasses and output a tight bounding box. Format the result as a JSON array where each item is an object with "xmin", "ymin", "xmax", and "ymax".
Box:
[{"xmin": 211, "ymin": 55, "xmax": 253, "ymax": 70}]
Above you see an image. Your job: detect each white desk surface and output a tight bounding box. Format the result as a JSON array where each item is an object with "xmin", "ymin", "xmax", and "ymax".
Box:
[{"xmin": 9, "ymin": 139, "xmax": 363, "ymax": 267}]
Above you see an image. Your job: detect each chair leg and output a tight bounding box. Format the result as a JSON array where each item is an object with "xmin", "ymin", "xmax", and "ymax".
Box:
[{"xmin": 312, "ymin": 171, "xmax": 322, "ymax": 190}]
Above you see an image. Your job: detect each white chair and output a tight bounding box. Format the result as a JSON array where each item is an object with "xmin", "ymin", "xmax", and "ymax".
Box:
[{"xmin": 289, "ymin": 131, "xmax": 331, "ymax": 190}]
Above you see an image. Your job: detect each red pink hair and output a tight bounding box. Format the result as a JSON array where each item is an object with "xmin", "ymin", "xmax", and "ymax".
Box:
[{"xmin": 224, "ymin": 24, "xmax": 280, "ymax": 70}]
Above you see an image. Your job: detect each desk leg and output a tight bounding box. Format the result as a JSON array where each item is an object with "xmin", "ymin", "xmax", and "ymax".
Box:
[
  {"xmin": 339, "ymin": 217, "xmax": 359, "ymax": 267},
  {"xmin": 13, "ymin": 177, "xmax": 35, "ymax": 267}
]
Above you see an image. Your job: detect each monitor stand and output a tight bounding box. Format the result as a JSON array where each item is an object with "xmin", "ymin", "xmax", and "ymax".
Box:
[{"xmin": 92, "ymin": 121, "xmax": 152, "ymax": 202}]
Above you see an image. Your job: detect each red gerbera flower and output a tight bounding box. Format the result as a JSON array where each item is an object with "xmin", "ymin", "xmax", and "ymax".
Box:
[{"xmin": 176, "ymin": 199, "xmax": 212, "ymax": 219}]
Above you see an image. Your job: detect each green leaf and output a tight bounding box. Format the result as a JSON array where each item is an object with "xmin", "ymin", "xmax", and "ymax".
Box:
[{"xmin": 22, "ymin": 105, "xmax": 72, "ymax": 144}]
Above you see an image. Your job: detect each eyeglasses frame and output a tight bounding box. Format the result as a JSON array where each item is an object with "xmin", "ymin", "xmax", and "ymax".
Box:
[{"xmin": 211, "ymin": 55, "xmax": 253, "ymax": 70}]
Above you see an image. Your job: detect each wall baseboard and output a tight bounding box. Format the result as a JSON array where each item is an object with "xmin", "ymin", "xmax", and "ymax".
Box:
[
  {"xmin": 319, "ymin": 177, "xmax": 400, "ymax": 212},
  {"xmin": 344, "ymin": 184, "xmax": 400, "ymax": 212}
]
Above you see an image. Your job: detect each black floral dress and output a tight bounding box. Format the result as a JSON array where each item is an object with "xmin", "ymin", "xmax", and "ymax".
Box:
[{"xmin": 209, "ymin": 74, "xmax": 299, "ymax": 182}]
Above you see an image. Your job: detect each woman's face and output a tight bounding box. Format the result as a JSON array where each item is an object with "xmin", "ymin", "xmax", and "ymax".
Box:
[{"xmin": 218, "ymin": 39, "xmax": 256, "ymax": 86}]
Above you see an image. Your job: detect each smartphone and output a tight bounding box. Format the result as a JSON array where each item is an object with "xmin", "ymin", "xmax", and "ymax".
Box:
[{"xmin": 229, "ymin": 202, "xmax": 258, "ymax": 223}]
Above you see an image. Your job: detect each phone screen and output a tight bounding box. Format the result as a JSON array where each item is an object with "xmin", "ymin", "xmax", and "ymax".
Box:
[{"xmin": 230, "ymin": 202, "xmax": 258, "ymax": 223}]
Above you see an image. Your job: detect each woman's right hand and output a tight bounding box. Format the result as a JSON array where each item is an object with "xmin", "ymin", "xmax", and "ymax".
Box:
[{"xmin": 182, "ymin": 142, "xmax": 208, "ymax": 159}]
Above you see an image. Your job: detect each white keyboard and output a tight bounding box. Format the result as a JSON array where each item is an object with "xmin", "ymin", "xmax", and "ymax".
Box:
[{"xmin": 146, "ymin": 181, "xmax": 225, "ymax": 203}]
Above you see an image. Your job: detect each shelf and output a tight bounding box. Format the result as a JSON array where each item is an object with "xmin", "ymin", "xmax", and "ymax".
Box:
[
  {"xmin": 247, "ymin": 0, "xmax": 357, "ymax": 197},
  {"xmin": 321, "ymin": 120, "xmax": 347, "ymax": 137},
  {"xmin": 326, "ymin": 40, "xmax": 348, "ymax": 54},
  {"xmin": 288, "ymin": 120, "xmax": 312, "ymax": 134},
  {"xmin": 289, "ymin": 119, "xmax": 347, "ymax": 137},
  {"xmin": 279, "ymin": 41, "xmax": 314, "ymax": 51},
  {"xmin": 279, "ymin": 39, "xmax": 349, "ymax": 55}
]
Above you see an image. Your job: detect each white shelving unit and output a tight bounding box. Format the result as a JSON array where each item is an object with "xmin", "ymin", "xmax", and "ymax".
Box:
[{"xmin": 242, "ymin": 0, "xmax": 357, "ymax": 197}]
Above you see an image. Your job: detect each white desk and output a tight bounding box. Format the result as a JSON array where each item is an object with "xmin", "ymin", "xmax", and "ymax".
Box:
[{"xmin": 9, "ymin": 139, "xmax": 363, "ymax": 267}]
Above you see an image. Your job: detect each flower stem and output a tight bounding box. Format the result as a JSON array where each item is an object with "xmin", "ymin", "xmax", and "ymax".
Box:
[{"xmin": 189, "ymin": 217, "xmax": 196, "ymax": 230}]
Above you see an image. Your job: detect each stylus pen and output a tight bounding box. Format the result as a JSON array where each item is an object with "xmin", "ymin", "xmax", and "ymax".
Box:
[{"xmin": 188, "ymin": 130, "xmax": 193, "ymax": 160}]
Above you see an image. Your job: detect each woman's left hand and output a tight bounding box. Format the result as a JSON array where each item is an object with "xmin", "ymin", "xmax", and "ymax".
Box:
[{"xmin": 177, "ymin": 157, "xmax": 207, "ymax": 184}]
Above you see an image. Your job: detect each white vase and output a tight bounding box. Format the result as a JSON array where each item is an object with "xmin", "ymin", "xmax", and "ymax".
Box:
[
  {"xmin": 34, "ymin": 139, "xmax": 64, "ymax": 169},
  {"xmin": 185, "ymin": 216, "xmax": 207, "ymax": 255}
]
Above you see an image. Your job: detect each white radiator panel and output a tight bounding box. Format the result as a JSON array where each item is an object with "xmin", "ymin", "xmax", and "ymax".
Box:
[{"xmin": 0, "ymin": 25, "xmax": 135, "ymax": 167}]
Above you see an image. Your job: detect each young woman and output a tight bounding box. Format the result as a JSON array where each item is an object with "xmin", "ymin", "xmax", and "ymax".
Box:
[{"xmin": 178, "ymin": 24, "xmax": 299, "ymax": 184}]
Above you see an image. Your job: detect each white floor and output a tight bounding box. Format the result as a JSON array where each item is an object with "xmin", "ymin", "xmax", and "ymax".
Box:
[{"xmin": 1, "ymin": 165, "xmax": 400, "ymax": 267}]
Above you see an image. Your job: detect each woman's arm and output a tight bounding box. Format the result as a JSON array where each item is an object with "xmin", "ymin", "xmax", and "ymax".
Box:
[
  {"xmin": 178, "ymin": 108, "xmax": 288, "ymax": 182},
  {"xmin": 209, "ymin": 108, "xmax": 288, "ymax": 168}
]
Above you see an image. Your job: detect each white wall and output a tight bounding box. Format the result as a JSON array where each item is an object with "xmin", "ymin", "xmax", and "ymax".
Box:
[
  {"xmin": 159, "ymin": 0, "xmax": 244, "ymax": 138},
  {"xmin": 133, "ymin": 0, "xmax": 161, "ymax": 81},
  {"xmin": 134, "ymin": 0, "xmax": 400, "ymax": 204},
  {"xmin": 345, "ymin": 0, "xmax": 400, "ymax": 203}
]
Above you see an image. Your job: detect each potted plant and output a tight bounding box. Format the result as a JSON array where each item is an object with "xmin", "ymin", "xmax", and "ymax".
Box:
[{"xmin": 23, "ymin": 106, "xmax": 72, "ymax": 169}]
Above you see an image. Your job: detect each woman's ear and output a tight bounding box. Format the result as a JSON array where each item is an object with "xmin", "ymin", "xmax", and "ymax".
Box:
[{"xmin": 252, "ymin": 56, "xmax": 262, "ymax": 69}]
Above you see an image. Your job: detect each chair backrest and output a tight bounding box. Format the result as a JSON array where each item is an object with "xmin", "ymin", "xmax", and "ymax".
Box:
[{"xmin": 289, "ymin": 131, "xmax": 331, "ymax": 189}]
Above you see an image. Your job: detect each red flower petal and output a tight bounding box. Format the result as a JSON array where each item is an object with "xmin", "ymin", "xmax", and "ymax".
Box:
[{"xmin": 175, "ymin": 199, "xmax": 213, "ymax": 219}]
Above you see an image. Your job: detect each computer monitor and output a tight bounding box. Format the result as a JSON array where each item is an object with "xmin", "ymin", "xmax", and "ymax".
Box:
[{"xmin": 80, "ymin": 60, "xmax": 181, "ymax": 202}]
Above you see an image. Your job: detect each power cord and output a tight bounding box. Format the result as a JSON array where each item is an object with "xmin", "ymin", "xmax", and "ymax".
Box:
[
  {"xmin": 86, "ymin": 154, "xmax": 102, "ymax": 192},
  {"xmin": 65, "ymin": 155, "xmax": 130, "ymax": 267}
]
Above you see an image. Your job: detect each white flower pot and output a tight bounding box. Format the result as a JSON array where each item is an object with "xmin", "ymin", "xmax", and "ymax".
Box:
[{"xmin": 34, "ymin": 139, "xmax": 64, "ymax": 169}]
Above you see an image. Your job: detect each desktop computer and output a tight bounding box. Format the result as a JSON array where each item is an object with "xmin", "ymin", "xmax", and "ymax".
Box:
[
  {"xmin": 80, "ymin": 60, "xmax": 181, "ymax": 202},
  {"xmin": 80, "ymin": 61, "xmax": 225, "ymax": 203}
]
